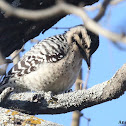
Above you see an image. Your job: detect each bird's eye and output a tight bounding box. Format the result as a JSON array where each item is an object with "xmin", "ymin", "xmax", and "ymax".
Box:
[
  {"xmin": 84, "ymin": 44, "xmax": 88, "ymax": 48},
  {"xmin": 78, "ymin": 32, "xmax": 82, "ymax": 39},
  {"xmin": 72, "ymin": 36, "xmax": 77, "ymax": 43}
]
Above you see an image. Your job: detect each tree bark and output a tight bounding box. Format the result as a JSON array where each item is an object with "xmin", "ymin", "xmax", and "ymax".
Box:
[{"xmin": 0, "ymin": 107, "xmax": 62, "ymax": 126}]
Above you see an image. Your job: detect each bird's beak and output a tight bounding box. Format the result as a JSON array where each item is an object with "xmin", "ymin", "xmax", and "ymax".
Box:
[
  {"xmin": 77, "ymin": 39, "xmax": 91, "ymax": 70},
  {"xmin": 85, "ymin": 53, "xmax": 90, "ymax": 70},
  {"xmin": 85, "ymin": 55, "xmax": 90, "ymax": 70},
  {"xmin": 81, "ymin": 51, "xmax": 90, "ymax": 70}
]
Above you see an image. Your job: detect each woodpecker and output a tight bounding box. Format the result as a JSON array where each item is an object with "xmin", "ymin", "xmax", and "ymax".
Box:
[{"xmin": 0, "ymin": 25, "xmax": 99, "ymax": 94}]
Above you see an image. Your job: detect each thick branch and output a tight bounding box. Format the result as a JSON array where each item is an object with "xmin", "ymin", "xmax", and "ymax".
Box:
[{"xmin": 1, "ymin": 64, "xmax": 126, "ymax": 114}]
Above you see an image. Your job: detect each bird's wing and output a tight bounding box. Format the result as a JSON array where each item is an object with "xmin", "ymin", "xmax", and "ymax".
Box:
[{"xmin": 1, "ymin": 35, "xmax": 69, "ymax": 84}]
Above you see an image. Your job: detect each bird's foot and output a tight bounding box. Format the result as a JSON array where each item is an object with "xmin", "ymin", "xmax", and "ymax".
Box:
[
  {"xmin": 48, "ymin": 96, "xmax": 58, "ymax": 104},
  {"xmin": 31, "ymin": 91, "xmax": 58, "ymax": 104},
  {"xmin": 45, "ymin": 91, "xmax": 58, "ymax": 104},
  {"xmin": 31, "ymin": 90, "xmax": 58, "ymax": 104},
  {"xmin": 31, "ymin": 91, "xmax": 45, "ymax": 103}
]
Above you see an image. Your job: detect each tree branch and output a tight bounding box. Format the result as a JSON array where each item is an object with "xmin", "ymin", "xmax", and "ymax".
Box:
[
  {"xmin": 1, "ymin": 0, "xmax": 125, "ymax": 45},
  {"xmin": 61, "ymin": 2, "xmax": 126, "ymax": 43},
  {"xmin": 1, "ymin": 64, "xmax": 126, "ymax": 114},
  {"xmin": 0, "ymin": 107, "xmax": 62, "ymax": 126},
  {"xmin": 0, "ymin": 0, "xmax": 98, "ymax": 57},
  {"xmin": 85, "ymin": 0, "xmax": 125, "ymax": 11},
  {"xmin": 0, "ymin": 0, "xmax": 64, "ymax": 20},
  {"xmin": 94, "ymin": 0, "xmax": 111, "ymax": 21},
  {"xmin": 0, "ymin": 0, "xmax": 125, "ymax": 58}
]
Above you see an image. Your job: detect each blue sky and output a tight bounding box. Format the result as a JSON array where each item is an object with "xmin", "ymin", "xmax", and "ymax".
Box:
[{"xmin": 19, "ymin": 1, "xmax": 126, "ymax": 126}]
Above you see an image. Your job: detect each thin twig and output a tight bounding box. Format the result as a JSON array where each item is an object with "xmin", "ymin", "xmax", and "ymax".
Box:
[
  {"xmin": 51, "ymin": 26, "xmax": 72, "ymax": 29},
  {"xmin": 0, "ymin": 0, "xmax": 64, "ymax": 20},
  {"xmin": 94, "ymin": 0, "xmax": 111, "ymax": 21},
  {"xmin": 61, "ymin": 3, "xmax": 126, "ymax": 43},
  {"xmin": 85, "ymin": 0, "xmax": 124, "ymax": 11}
]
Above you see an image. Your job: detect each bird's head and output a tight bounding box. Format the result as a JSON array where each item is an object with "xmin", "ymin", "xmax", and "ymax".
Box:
[{"xmin": 66, "ymin": 25, "xmax": 99, "ymax": 69}]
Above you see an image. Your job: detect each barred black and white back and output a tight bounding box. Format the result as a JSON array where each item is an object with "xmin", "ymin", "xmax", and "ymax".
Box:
[
  {"xmin": 0, "ymin": 25, "xmax": 99, "ymax": 94},
  {"xmin": 2, "ymin": 34, "xmax": 69, "ymax": 82},
  {"xmin": 12, "ymin": 34, "xmax": 69, "ymax": 76}
]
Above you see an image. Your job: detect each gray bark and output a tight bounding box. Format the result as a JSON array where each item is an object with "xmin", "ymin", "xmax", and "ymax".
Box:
[{"xmin": 0, "ymin": 107, "xmax": 62, "ymax": 126}]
